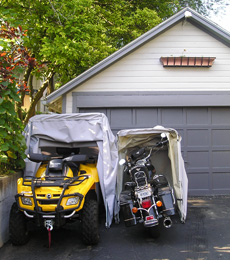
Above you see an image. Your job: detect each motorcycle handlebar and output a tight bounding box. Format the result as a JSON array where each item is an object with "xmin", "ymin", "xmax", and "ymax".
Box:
[
  {"xmin": 119, "ymin": 136, "xmax": 169, "ymax": 165},
  {"xmin": 155, "ymin": 138, "xmax": 168, "ymax": 147},
  {"xmin": 145, "ymin": 138, "xmax": 168, "ymax": 159}
]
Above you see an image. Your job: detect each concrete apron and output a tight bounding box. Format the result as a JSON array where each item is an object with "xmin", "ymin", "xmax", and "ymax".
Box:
[{"xmin": 0, "ymin": 172, "xmax": 22, "ymax": 248}]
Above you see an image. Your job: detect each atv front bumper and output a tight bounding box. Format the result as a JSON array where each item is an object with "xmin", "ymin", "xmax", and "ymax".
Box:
[{"xmin": 15, "ymin": 175, "xmax": 95, "ymax": 227}]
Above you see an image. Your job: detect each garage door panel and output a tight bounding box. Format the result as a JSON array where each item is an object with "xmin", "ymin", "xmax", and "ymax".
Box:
[
  {"xmin": 136, "ymin": 108, "xmax": 158, "ymax": 127},
  {"xmin": 186, "ymin": 108, "xmax": 209, "ymax": 125},
  {"xmin": 212, "ymin": 151, "xmax": 230, "ymax": 168},
  {"xmin": 188, "ymin": 173, "xmax": 209, "ymax": 190},
  {"xmin": 187, "ymin": 129, "xmax": 209, "ymax": 147},
  {"xmin": 110, "ymin": 109, "xmax": 133, "ymax": 128},
  {"xmin": 187, "ymin": 151, "xmax": 209, "ymax": 169},
  {"xmin": 212, "ymin": 129, "xmax": 230, "ymax": 146},
  {"xmin": 161, "ymin": 108, "xmax": 183, "ymax": 125},
  {"xmin": 211, "ymin": 108, "xmax": 230, "ymax": 125},
  {"xmin": 212, "ymin": 173, "xmax": 230, "ymax": 190}
]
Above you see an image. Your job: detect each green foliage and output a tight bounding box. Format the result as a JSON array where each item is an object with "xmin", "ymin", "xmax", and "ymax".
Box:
[
  {"xmin": 0, "ymin": 0, "xmax": 175, "ymax": 85},
  {"xmin": 1, "ymin": 0, "xmax": 113, "ymax": 84},
  {"xmin": 0, "ymin": 22, "xmax": 27, "ymax": 175},
  {"xmin": 0, "ymin": 91, "xmax": 27, "ymax": 175}
]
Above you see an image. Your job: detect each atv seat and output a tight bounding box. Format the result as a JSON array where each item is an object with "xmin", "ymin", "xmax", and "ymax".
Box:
[
  {"xmin": 47, "ymin": 159, "xmax": 64, "ymax": 176},
  {"xmin": 46, "ymin": 155, "xmax": 90, "ymax": 177}
]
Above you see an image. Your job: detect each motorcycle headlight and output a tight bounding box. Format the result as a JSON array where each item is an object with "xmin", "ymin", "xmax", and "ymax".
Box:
[
  {"xmin": 21, "ymin": 197, "xmax": 33, "ymax": 206},
  {"xmin": 66, "ymin": 197, "xmax": 80, "ymax": 206}
]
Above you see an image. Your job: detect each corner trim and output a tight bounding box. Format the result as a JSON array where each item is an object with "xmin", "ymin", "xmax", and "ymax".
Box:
[{"xmin": 62, "ymin": 95, "xmax": 66, "ymax": 113}]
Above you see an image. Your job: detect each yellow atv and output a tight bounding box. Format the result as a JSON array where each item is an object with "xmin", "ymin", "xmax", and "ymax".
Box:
[{"xmin": 9, "ymin": 148, "xmax": 100, "ymax": 246}]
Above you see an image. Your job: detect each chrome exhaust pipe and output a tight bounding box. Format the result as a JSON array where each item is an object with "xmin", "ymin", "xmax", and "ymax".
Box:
[{"xmin": 163, "ymin": 217, "xmax": 172, "ymax": 228}]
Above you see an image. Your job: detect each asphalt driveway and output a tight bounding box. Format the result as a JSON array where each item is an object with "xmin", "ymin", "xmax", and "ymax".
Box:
[{"xmin": 1, "ymin": 196, "xmax": 230, "ymax": 260}]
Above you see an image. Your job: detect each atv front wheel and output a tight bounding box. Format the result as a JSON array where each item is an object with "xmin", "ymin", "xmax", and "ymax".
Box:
[
  {"xmin": 81, "ymin": 197, "xmax": 99, "ymax": 245},
  {"xmin": 9, "ymin": 202, "xmax": 30, "ymax": 245}
]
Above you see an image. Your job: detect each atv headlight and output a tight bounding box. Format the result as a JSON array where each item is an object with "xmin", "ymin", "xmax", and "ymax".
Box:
[
  {"xmin": 66, "ymin": 197, "xmax": 80, "ymax": 206},
  {"xmin": 21, "ymin": 196, "xmax": 32, "ymax": 206}
]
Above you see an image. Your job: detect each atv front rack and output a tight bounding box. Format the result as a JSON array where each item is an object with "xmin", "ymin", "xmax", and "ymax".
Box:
[
  {"xmin": 22, "ymin": 175, "xmax": 89, "ymax": 187},
  {"xmin": 15, "ymin": 175, "xmax": 89, "ymax": 227}
]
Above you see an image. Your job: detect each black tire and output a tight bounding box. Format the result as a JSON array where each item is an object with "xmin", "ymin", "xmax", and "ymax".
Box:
[
  {"xmin": 81, "ymin": 197, "xmax": 99, "ymax": 245},
  {"xmin": 9, "ymin": 202, "xmax": 30, "ymax": 245},
  {"xmin": 149, "ymin": 225, "xmax": 161, "ymax": 239}
]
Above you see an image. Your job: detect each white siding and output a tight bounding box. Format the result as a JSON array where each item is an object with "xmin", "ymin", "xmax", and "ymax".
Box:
[
  {"xmin": 66, "ymin": 21, "xmax": 230, "ymax": 109},
  {"xmin": 66, "ymin": 92, "xmax": 72, "ymax": 113}
]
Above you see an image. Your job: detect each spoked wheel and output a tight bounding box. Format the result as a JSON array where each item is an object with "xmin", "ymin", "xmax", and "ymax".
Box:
[
  {"xmin": 81, "ymin": 197, "xmax": 99, "ymax": 245},
  {"xmin": 149, "ymin": 225, "xmax": 161, "ymax": 239},
  {"xmin": 9, "ymin": 202, "xmax": 30, "ymax": 245}
]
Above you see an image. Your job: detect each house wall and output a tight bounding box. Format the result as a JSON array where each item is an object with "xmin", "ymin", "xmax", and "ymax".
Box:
[
  {"xmin": 65, "ymin": 21, "xmax": 230, "ymax": 113},
  {"xmin": 22, "ymin": 77, "xmax": 48, "ymax": 113}
]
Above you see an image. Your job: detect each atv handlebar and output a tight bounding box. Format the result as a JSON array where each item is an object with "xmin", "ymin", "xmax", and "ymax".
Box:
[
  {"xmin": 27, "ymin": 153, "xmax": 51, "ymax": 163},
  {"xmin": 27, "ymin": 153, "xmax": 90, "ymax": 164}
]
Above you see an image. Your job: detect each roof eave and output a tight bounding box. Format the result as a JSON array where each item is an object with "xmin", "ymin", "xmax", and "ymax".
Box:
[{"xmin": 187, "ymin": 9, "xmax": 230, "ymax": 47}]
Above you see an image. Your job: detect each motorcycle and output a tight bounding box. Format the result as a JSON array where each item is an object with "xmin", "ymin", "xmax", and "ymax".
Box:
[{"xmin": 119, "ymin": 134, "xmax": 176, "ymax": 238}]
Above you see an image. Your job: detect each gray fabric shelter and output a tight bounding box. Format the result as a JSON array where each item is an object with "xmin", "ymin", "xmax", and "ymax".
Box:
[
  {"xmin": 117, "ymin": 126, "xmax": 188, "ymax": 222},
  {"xmin": 23, "ymin": 113, "xmax": 118, "ymax": 227}
]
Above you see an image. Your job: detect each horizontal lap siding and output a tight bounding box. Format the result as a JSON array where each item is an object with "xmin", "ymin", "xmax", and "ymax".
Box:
[
  {"xmin": 69, "ymin": 22, "xmax": 230, "ymax": 95},
  {"xmin": 65, "ymin": 22, "xmax": 230, "ymax": 113},
  {"xmin": 90, "ymin": 77, "xmax": 230, "ymax": 83}
]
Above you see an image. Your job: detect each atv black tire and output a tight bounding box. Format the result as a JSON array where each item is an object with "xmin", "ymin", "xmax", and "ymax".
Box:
[
  {"xmin": 81, "ymin": 198, "xmax": 99, "ymax": 245},
  {"xmin": 9, "ymin": 202, "xmax": 30, "ymax": 245}
]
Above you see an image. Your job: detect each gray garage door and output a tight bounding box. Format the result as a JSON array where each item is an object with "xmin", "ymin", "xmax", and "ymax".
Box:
[{"xmin": 80, "ymin": 107, "xmax": 230, "ymax": 196}]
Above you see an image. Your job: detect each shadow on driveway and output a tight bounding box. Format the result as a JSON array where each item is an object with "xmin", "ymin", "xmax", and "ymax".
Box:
[{"xmin": 1, "ymin": 196, "xmax": 230, "ymax": 260}]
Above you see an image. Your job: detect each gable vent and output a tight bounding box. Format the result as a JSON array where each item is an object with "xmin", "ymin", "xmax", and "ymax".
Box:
[{"xmin": 160, "ymin": 57, "xmax": 216, "ymax": 67}]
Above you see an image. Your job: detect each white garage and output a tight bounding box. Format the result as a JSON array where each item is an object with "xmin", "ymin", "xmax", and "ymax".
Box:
[{"xmin": 43, "ymin": 7, "xmax": 230, "ymax": 196}]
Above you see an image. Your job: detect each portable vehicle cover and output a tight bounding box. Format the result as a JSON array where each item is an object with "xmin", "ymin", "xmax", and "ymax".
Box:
[
  {"xmin": 23, "ymin": 113, "xmax": 118, "ymax": 227},
  {"xmin": 116, "ymin": 126, "xmax": 188, "ymax": 222}
]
